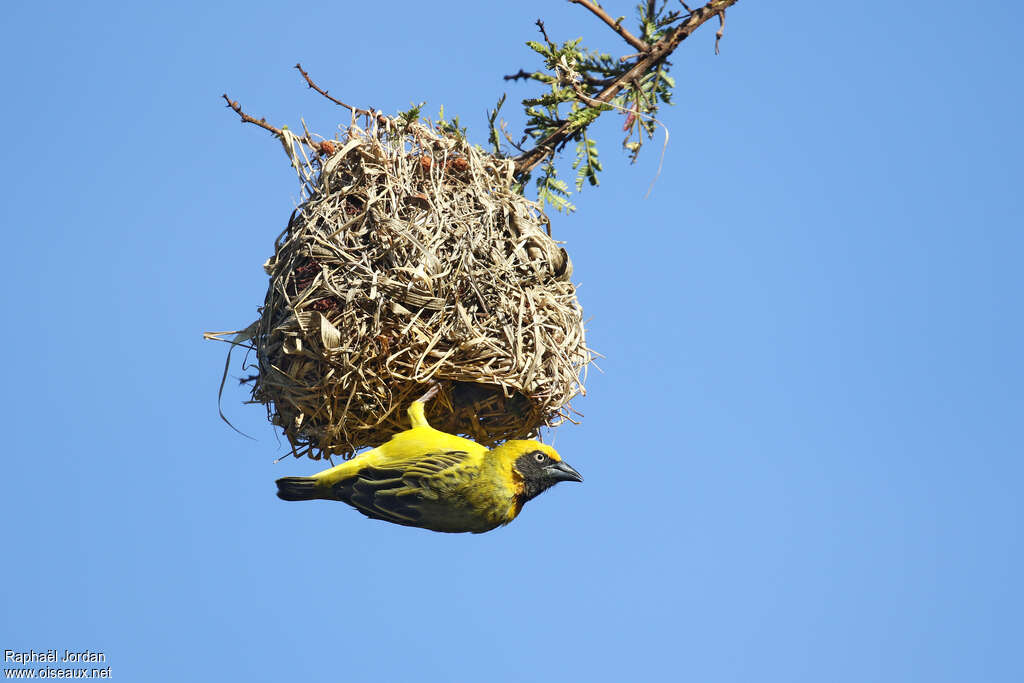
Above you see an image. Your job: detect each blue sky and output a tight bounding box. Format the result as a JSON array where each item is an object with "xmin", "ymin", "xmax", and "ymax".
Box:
[{"xmin": 2, "ymin": 1, "xmax": 1021, "ymax": 681}]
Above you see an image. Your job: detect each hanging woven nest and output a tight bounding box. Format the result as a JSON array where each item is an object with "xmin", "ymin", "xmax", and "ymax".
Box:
[{"xmin": 216, "ymin": 115, "xmax": 592, "ymax": 459}]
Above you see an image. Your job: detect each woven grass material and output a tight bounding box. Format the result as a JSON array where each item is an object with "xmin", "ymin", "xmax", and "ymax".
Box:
[{"xmin": 221, "ymin": 117, "xmax": 592, "ymax": 460}]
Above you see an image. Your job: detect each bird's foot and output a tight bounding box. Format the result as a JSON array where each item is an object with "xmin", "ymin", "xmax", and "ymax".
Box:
[{"xmin": 415, "ymin": 382, "xmax": 440, "ymax": 404}]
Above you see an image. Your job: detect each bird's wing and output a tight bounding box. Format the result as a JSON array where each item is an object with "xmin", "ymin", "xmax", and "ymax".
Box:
[{"xmin": 334, "ymin": 450, "xmax": 477, "ymax": 527}]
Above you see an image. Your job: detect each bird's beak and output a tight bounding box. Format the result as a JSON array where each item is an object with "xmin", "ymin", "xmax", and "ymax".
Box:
[{"xmin": 545, "ymin": 460, "xmax": 583, "ymax": 483}]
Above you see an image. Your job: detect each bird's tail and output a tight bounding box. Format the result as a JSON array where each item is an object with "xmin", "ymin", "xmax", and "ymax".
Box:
[{"xmin": 276, "ymin": 476, "xmax": 323, "ymax": 501}]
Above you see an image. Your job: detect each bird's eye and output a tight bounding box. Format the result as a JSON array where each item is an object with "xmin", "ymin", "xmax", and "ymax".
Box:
[{"xmin": 534, "ymin": 452, "xmax": 546, "ymax": 463}]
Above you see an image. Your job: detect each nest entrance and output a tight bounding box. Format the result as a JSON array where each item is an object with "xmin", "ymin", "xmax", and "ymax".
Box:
[{"xmin": 221, "ymin": 117, "xmax": 591, "ymax": 459}]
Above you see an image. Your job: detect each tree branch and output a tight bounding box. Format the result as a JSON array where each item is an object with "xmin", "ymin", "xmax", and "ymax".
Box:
[
  {"xmin": 295, "ymin": 63, "xmax": 381, "ymax": 123},
  {"xmin": 294, "ymin": 64, "xmax": 393, "ymax": 129},
  {"xmin": 504, "ymin": 68, "xmax": 543, "ymax": 82},
  {"xmin": 222, "ymin": 93, "xmax": 343, "ymax": 156},
  {"xmin": 512, "ymin": 0, "xmax": 740, "ymax": 177},
  {"xmin": 535, "ymin": 19, "xmax": 554, "ymax": 45},
  {"xmin": 568, "ymin": 0, "xmax": 650, "ymax": 53},
  {"xmin": 505, "ymin": 67, "xmax": 612, "ymax": 88},
  {"xmin": 222, "ymin": 94, "xmax": 285, "ymax": 137}
]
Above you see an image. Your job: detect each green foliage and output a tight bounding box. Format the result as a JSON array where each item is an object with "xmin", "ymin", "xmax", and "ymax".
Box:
[
  {"xmin": 397, "ymin": 102, "xmax": 425, "ymax": 130},
  {"xmin": 573, "ymin": 131, "xmax": 601, "ymax": 190},
  {"xmin": 536, "ymin": 162, "xmax": 576, "ymax": 214},
  {"xmin": 395, "ymin": 2, "xmax": 687, "ymax": 213},
  {"xmin": 503, "ymin": 2, "xmax": 683, "ymax": 211},
  {"xmin": 486, "ymin": 94, "xmax": 507, "ymax": 156},
  {"xmin": 435, "ymin": 105, "xmax": 467, "ymax": 141},
  {"xmin": 567, "ymin": 105, "xmax": 608, "ymax": 131}
]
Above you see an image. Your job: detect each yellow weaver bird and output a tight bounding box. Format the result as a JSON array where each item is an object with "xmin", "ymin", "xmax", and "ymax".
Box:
[{"xmin": 275, "ymin": 385, "xmax": 582, "ymax": 533}]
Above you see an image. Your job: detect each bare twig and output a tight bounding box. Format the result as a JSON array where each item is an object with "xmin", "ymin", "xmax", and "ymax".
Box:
[
  {"xmin": 294, "ymin": 63, "xmax": 389, "ymax": 125},
  {"xmin": 505, "ymin": 68, "xmax": 541, "ymax": 82},
  {"xmin": 296, "ymin": 64, "xmax": 355, "ymax": 114},
  {"xmin": 500, "ymin": 121, "xmax": 529, "ymax": 152},
  {"xmin": 223, "ymin": 66, "xmax": 390, "ymax": 158},
  {"xmin": 222, "ymin": 94, "xmax": 285, "ymax": 137},
  {"xmin": 568, "ymin": 0, "xmax": 650, "ymax": 53},
  {"xmin": 220, "ymin": 93, "xmax": 344, "ymax": 158},
  {"xmin": 222, "ymin": 93, "xmax": 337, "ymax": 157},
  {"xmin": 506, "ymin": 67, "xmax": 612, "ymax": 88},
  {"xmin": 535, "ymin": 19, "xmax": 553, "ymax": 44},
  {"xmin": 512, "ymin": 0, "xmax": 741, "ymax": 177}
]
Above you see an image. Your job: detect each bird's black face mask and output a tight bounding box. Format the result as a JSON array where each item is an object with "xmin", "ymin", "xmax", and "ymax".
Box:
[{"xmin": 514, "ymin": 450, "xmax": 583, "ymax": 502}]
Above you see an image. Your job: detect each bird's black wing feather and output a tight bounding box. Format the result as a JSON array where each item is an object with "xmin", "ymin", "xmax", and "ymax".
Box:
[{"xmin": 332, "ymin": 451, "xmax": 473, "ymax": 527}]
